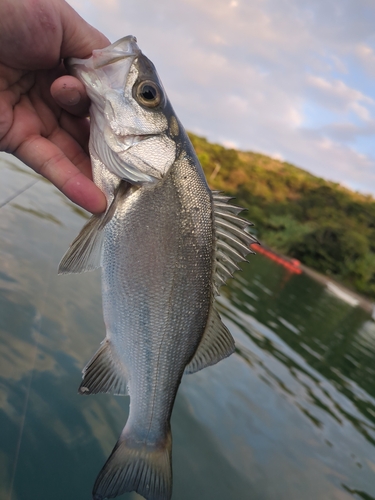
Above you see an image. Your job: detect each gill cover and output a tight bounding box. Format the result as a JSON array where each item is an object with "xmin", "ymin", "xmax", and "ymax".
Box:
[{"xmin": 68, "ymin": 36, "xmax": 177, "ymax": 185}]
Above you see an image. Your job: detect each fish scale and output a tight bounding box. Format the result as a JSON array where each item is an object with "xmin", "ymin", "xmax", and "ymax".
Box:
[{"xmin": 58, "ymin": 35, "xmax": 255, "ymax": 500}]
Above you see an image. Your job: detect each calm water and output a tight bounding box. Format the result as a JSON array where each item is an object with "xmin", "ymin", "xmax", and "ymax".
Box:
[{"xmin": 1, "ymin": 154, "xmax": 375, "ymax": 500}]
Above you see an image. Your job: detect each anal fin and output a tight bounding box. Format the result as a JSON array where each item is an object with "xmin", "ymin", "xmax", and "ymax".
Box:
[
  {"xmin": 79, "ymin": 339, "xmax": 128, "ymax": 396},
  {"xmin": 185, "ymin": 307, "xmax": 235, "ymax": 374}
]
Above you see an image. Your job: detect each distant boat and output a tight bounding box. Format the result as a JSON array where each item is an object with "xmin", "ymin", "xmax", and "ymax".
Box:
[
  {"xmin": 326, "ymin": 282, "xmax": 359, "ymax": 307},
  {"xmin": 250, "ymin": 243, "xmax": 302, "ymax": 274}
]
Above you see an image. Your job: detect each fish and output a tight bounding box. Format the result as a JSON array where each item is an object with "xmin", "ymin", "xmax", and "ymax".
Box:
[{"xmin": 58, "ymin": 36, "xmax": 256, "ymax": 500}]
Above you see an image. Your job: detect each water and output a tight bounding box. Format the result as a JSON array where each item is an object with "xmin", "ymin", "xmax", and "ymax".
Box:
[{"xmin": 0, "ymin": 155, "xmax": 374, "ymax": 500}]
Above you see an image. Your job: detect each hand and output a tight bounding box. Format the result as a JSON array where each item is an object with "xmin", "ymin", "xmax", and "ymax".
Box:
[{"xmin": 0, "ymin": 0, "xmax": 109, "ymax": 213}]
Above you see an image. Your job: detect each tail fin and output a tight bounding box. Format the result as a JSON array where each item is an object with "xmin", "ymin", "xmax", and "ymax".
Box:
[{"xmin": 92, "ymin": 432, "xmax": 172, "ymax": 500}]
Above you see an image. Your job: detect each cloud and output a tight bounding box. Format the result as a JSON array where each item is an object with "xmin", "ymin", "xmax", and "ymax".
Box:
[
  {"xmin": 305, "ymin": 76, "xmax": 374, "ymax": 118},
  {"xmin": 356, "ymin": 44, "xmax": 375, "ymax": 78},
  {"xmin": 67, "ymin": 0, "xmax": 375, "ymax": 195},
  {"xmin": 319, "ymin": 121, "xmax": 375, "ymax": 142}
]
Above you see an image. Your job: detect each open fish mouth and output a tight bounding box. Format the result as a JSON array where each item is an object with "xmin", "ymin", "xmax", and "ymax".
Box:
[
  {"xmin": 67, "ymin": 36, "xmax": 141, "ymax": 101},
  {"xmin": 91, "ymin": 36, "xmax": 140, "ymax": 69},
  {"xmin": 67, "ymin": 36, "xmax": 141, "ymax": 71}
]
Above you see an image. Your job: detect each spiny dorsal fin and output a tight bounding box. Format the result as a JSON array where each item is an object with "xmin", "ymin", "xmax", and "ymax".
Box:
[
  {"xmin": 79, "ymin": 339, "xmax": 129, "ymax": 396},
  {"xmin": 185, "ymin": 307, "xmax": 235, "ymax": 374},
  {"xmin": 212, "ymin": 191, "xmax": 257, "ymax": 294},
  {"xmin": 186, "ymin": 192, "xmax": 255, "ymax": 374},
  {"xmin": 58, "ymin": 181, "xmax": 129, "ymax": 275}
]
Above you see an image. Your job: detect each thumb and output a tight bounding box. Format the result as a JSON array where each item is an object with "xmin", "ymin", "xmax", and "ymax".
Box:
[{"xmin": 59, "ymin": 0, "xmax": 110, "ymax": 59}]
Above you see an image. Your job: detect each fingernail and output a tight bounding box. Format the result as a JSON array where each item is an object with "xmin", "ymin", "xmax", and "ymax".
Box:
[{"xmin": 56, "ymin": 88, "xmax": 81, "ymax": 106}]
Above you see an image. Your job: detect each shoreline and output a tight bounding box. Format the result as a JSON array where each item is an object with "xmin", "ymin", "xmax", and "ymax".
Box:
[
  {"xmin": 252, "ymin": 243, "xmax": 374, "ymax": 315},
  {"xmin": 300, "ymin": 264, "xmax": 374, "ymax": 314}
]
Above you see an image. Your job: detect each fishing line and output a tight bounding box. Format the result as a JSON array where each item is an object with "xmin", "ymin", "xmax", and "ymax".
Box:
[
  {"xmin": 0, "ymin": 179, "xmax": 39, "ymax": 210},
  {"xmin": 7, "ymin": 262, "xmax": 54, "ymax": 500},
  {"xmin": 3, "ymin": 175, "xmax": 52, "ymax": 500},
  {"xmin": 7, "ymin": 323, "xmax": 39, "ymax": 500}
]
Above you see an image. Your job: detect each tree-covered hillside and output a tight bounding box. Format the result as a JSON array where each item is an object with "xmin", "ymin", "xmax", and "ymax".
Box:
[{"xmin": 189, "ymin": 133, "xmax": 375, "ymax": 299}]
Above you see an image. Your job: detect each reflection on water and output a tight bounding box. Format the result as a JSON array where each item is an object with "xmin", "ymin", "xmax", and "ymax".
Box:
[
  {"xmin": 221, "ymin": 263, "xmax": 375, "ymax": 447},
  {"xmin": 0, "ymin": 153, "xmax": 375, "ymax": 500}
]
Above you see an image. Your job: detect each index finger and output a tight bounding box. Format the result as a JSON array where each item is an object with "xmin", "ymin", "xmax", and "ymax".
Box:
[{"xmin": 15, "ymin": 134, "xmax": 106, "ymax": 214}]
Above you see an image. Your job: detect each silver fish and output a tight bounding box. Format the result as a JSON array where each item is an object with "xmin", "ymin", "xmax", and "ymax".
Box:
[{"xmin": 59, "ymin": 36, "xmax": 255, "ymax": 500}]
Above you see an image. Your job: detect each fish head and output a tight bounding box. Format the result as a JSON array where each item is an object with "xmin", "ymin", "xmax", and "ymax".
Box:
[{"xmin": 68, "ymin": 36, "xmax": 181, "ymax": 185}]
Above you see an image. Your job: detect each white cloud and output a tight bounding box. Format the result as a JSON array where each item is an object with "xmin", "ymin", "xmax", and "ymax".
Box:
[
  {"xmin": 306, "ymin": 76, "xmax": 374, "ymax": 117},
  {"xmin": 356, "ymin": 43, "xmax": 375, "ymax": 78},
  {"xmin": 66, "ymin": 0, "xmax": 375, "ymax": 196},
  {"xmin": 350, "ymin": 102, "xmax": 372, "ymax": 121}
]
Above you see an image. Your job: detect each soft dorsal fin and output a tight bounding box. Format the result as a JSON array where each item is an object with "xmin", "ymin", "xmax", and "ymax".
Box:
[
  {"xmin": 58, "ymin": 181, "xmax": 130, "ymax": 274},
  {"xmin": 212, "ymin": 191, "xmax": 257, "ymax": 295},
  {"xmin": 185, "ymin": 307, "xmax": 235, "ymax": 374},
  {"xmin": 79, "ymin": 339, "xmax": 129, "ymax": 396}
]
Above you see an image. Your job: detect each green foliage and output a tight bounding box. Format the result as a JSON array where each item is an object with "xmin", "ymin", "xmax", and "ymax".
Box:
[
  {"xmin": 261, "ymin": 215, "xmax": 315, "ymax": 254},
  {"xmin": 188, "ymin": 132, "xmax": 375, "ymax": 299},
  {"xmin": 289, "ymin": 226, "xmax": 369, "ymax": 276}
]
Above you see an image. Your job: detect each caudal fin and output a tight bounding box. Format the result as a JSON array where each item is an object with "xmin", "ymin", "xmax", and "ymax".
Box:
[{"xmin": 93, "ymin": 432, "xmax": 172, "ymax": 500}]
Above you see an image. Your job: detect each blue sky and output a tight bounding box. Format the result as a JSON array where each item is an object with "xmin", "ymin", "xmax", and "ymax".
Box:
[{"xmin": 68, "ymin": 0, "xmax": 375, "ymax": 196}]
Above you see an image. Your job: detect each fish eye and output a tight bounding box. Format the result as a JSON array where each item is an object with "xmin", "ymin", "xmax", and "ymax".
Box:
[{"xmin": 135, "ymin": 80, "xmax": 163, "ymax": 108}]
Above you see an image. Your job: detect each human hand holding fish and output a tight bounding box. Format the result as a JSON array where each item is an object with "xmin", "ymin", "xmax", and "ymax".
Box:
[
  {"xmin": 0, "ymin": 0, "xmax": 108, "ymax": 214},
  {"xmin": 0, "ymin": 2, "xmax": 256, "ymax": 498}
]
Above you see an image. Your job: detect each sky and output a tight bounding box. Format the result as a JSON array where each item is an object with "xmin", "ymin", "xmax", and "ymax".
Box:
[{"xmin": 68, "ymin": 0, "xmax": 375, "ymax": 196}]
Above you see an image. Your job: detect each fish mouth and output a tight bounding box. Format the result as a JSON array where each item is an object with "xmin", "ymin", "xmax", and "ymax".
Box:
[
  {"xmin": 67, "ymin": 36, "xmax": 141, "ymax": 71},
  {"xmin": 91, "ymin": 36, "xmax": 141, "ymax": 69},
  {"xmin": 66, "ymin": 36, "xmax": 141, "ymax": 95}
]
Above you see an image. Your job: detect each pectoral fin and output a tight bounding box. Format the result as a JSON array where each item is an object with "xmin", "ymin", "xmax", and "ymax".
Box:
[
  {"xmin": 58, "ymin": 212, "xmax": 106, "ymax": 274},
  {"xmin": 185, "ymin": 308, "xmax": 235, "ymax": 374},
  {"xmin": 58, "ymin": 181, "xmax": 129, "ymax": 274}
]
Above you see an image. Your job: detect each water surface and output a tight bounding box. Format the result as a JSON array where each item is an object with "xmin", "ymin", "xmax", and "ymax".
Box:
[{"xmin": 0, "ymin": 154, "xmax": 374, "ymax": 500}]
